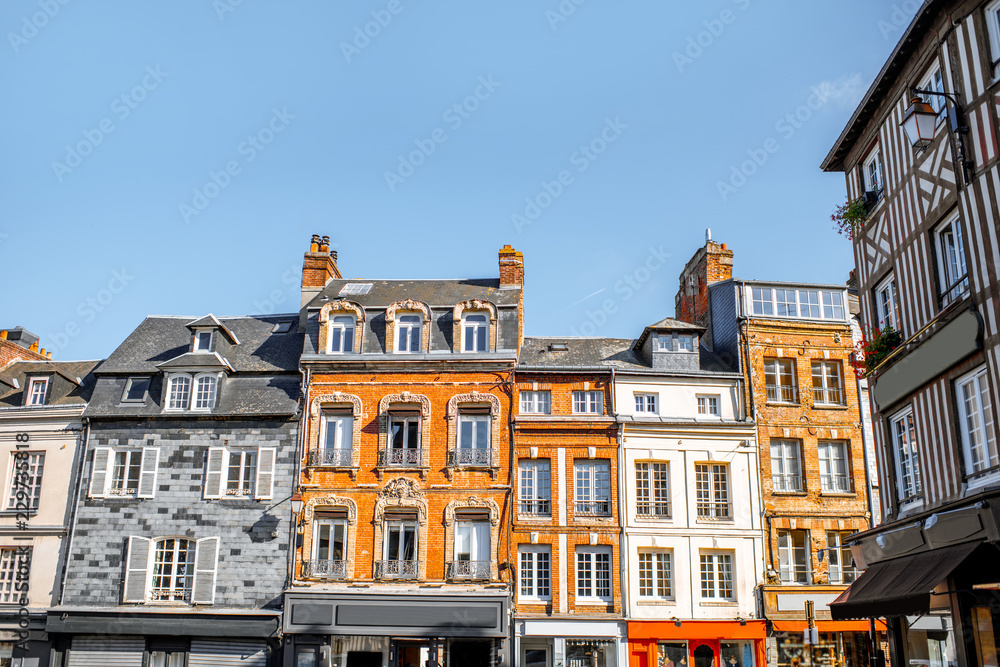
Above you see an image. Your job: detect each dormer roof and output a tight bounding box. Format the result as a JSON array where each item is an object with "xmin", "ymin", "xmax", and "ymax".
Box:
[
  {"xmin": 634, "ymin": 317, "xmax": 705, "ymax": 350},
  {"xmin": 155, "ymin": 351, "xmax": 234, "ymax": 373},
  {"xmin": 185, "ymin": 314, "xmax": 240, "ymax": 344}
]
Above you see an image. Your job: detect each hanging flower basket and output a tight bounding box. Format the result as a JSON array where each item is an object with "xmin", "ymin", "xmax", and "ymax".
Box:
[
  {"xmin": 850, "ymin": 325, "xmax": 904, "ymax": 378},
  {"xmin": 832, "ymin": 197, "xmax": 869, "ymax": 240}
]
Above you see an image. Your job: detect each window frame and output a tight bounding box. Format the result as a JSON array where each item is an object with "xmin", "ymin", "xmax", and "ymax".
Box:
[
  {"xmin": 890, "ymin": 407, "xmax": 923, "ymax": 507},
  {"xmin": 395, "ymin": 313, "xmax": 422, "ymax": 353},
  {"xmin": 696, "ymin": 394, "xmax": 720, "ymax": 417},
  {"xmin": 575, "ymin": 547, "xmax": 613, "ymax": 602},
  {"xmin": 917, "ymin": 63, "xmax": 946, "ymax": 115},
  {"xmin": 818, "ymin": 440, "xmax": 852, "ymax": 493},
  {"xmin": 574, "ymin": 460, "xmax": 611, "ymax": 517},
  {"xmin": 327, "ymin": 315, "xmax": 357, "ymax": 354},
  {"xmin": 635, "ymin": 461, "xmax": 671, "ymax": 519},
  {"xmin": 811, "ymin": 360, "xmax": 845, "ymax": 406},
  {"xmin": 955, "ymin": 366, "xmax": 999, "ymax": 482},
  {"xmin": 634, "ymin": 393, "xmax": 658, "ymax": 414},
  {"xmin": 637, "ymin": 549, "xmax": 674, "ymax": 600},
  {"xmin": 695, "ymin": 463, "xmax": 731, "ymax": 521},
  {"xmin": 519, "ymin": 459, "xmax": 551, "ymax": 516},
  {"xmin": 203, "ymin": 446, "xmax": 275, "ymax": 501},
  {"xmin": 149, "ymin": 537, "xmax": 195, "ymax": 603},
  {"xmin": 699, "ymin": 550, "xmax": 735, "ymax": 601},
  {"xmin": 764, "ymin": 358, "xmax": 798, "ymax": 404},
  {"xmin": 874, "ymin": 273, "xmax": 901, "ymax": 332},
  {"xmin": 26, "ymin": 377, "xmax": 48, "ymax": 406},
  {"xmin": 121, "ymin": 376, "xmax": 152, "ymax": 403},
  {"xmin": 520, "ymin": 391, "xmax": 551, "ymax": 415},
  {"xmin": 826, "ymin": 531, "xmax": 858, "ymax": 585},
  {"xmin": 933, "ymin": 215, "xmax": 970, "ymax": 308},
  {"xmin": 382, "ymin": 517, "xmax": 419, "ymax": 564},
  {"xmin": 319, "ymin": 412, "xmax": 354, "ymax": 454},
  {"xmin": 311, "ymin": 515, "xmax": 348, "ymax": 563},
  {"xmin": 769, "ymin": 439, "xmax": 804, "ymax": 493},
  {"xmin": 461, "ymin": 312, "xmax": 489, "ymax": 352},
  {"xmin": 7, "ymin": 452, "xmax": 44, "ymax": 512},
  {"xmin": 90, "ymin": 446, "xmax": 159, "ymax": 499},
  {"xmin": 165, "ymin": 373, "xmax": 219, "ymax": 412},
  {"xmin": 193, "ymin": 331, "xmax": 213, "ymax": 352},
  {"xmin": 457, "ymin": 412, "xmax": 490, "ymax": 451},
  {"xmin": 572, "ymin": 390, "xmax": 603, "ymax": 414},
  {"xmin": 749, "ymin": 286, "xmax": 846, "ymax": 321},
  {"xmin": 453, "ymin": 516, "xmax": 491, "ymax": 565},
  {"xmin": 519, "ymin": 546, "xmax": 551, "ymax": 601},
  {"xmin": 862, "ymin": 148, "xmax": 884, "ymax": 200},
  {"xmin": 0, "ymin": 547, "xmax": 30, "ymax": 604},
  {"xmin": 777, "ymin": 529, "xmax": 811, "ymax": 585},
  {"xmin": 986, "ymin": 0, "xmax": 1000, "ymax": 74}
]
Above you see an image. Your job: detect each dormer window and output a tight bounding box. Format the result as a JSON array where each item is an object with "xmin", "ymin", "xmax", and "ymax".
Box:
[
  {"xmin": 396, "ymin": 315, "xmax": 422, "ymax": 353},
  {"xmin": 121, "ymin": 377, "xmax": 151, "ymax": 403},
  {"xmin": 165, "ymin": 373, "xmax": 218, "ymax": 411},
  {"xmin": 26, "ymin": 378, "xmax": 48, "ymax": 406},
  {"xmin": 463, "ymin": 313, "xmax": 488, "ymax": 352},
  {"xmin": 329, "ymin": 316, "xmax": 356, "ymax": 354},
  {"xmin": 166, "ymin": 376, "xmax": 191, "ymax": 410},
  {"xmin": 677, "ymin": 335, "xmax": 694, "ymax": 352},
  {"xmin": 193, "ymin": 331, "xmax": 213, "ymax": 352},
  {"xmin": 654, "ymin": 336, "xmax": 671, "ymax": 351}
]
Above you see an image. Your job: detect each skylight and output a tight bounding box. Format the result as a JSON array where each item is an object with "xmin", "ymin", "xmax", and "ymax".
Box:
[
  {"xmin": 338, "ymin": 283, "xmax": 373, "ymax": 295},
  {"xmin": 272, "ymin": 321, "xmax": 294, "ymax": 333}
]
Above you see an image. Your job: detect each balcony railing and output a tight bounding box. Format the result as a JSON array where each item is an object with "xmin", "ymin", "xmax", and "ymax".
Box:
[
  {"xmin": 448, "ymin": 560, "xmax": 491, "ymax": 581},
  {"xmin": 696, "ymin": 502, "xmax": 733, "ymax": 520},
  {"xmin": 812, "ymin": 387, "xmax": 844, "ymax": 405},
  {"xmin": 519, "ymin": 500, "xmax": 551, "ymax": 516},
  {"xmin": 375, "ymin": 560, "xmax": 418, "ymax": 580},
  {"xmin": 636, "ymin": 501, "xmax": 671, "ymax": 518},
  {"xmin": 820, "ymin": 475, "xmax": 851, "ymax": 493},
  {"xmin": 779, "ymin": 565, "xmax": 811, "ymax": 585},
  {"xmin": 766, "ymin": 384, "xmax": 799, "ymax": 404},
  {"xmin": 301, "ymin": 559, "xmax": 347, "ymax": 579},
  {"xmin": 448, "ymin": 448, "xmax": 492, "ymax": 467},
  {"xmin": 575, "ymin": 501, "xmax": 611, "ymax": 517},
  {"xmin": 378, "ymin": 449, "xmax": 422, "ymax": 467},
  {"xmin": 308, "ymin": 449, "xmax": 353, "ymax": 467},
  {"xmin": 940, "ymin": 275, "xmax": 970, "ymax": 308},
  {"xmin": 772, "ymin": 474, "xmax": 803, "ymax": 493}
]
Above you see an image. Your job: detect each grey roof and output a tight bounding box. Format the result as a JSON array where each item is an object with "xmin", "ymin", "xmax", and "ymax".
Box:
[
  {"xmin": 97, "ymin": 315, "xmax": 303, "ymax": 374},
  {"xmin": 185, "ymin": 314, "xmax": 239, "ymax": 344},
  {"xmin": 518, "ymin": 337, "xmax": 736, "ymax": 374},
  {"xmin": 156, "ymin": 352, "xmax": 234, "ymax": 372},
  {"xmin": 0, "ymin": 360, "xmax": 101, "ymax": 408},
  {"xmin": 307, "ymin": 279, "xmax": 521, "ymax": 309},
  {"xmin": 643, "ymin": 317, "xmax": 704, "ymax": 331}
]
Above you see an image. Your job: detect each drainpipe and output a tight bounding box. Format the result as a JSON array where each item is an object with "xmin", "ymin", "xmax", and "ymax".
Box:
[
  {"xmin": 287, "ymin": 366, "xmax": 309, "ymax": 589},
  {"xmin": 506, "ymin": 365, "xmax": 517, "ymax": 667},
  {"xmin": 58, "ymin": 415, "xmax": 89, "ymax": 606}
]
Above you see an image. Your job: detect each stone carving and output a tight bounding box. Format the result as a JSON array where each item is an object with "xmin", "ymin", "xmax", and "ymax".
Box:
[{"xmin": 379, "ymin": 476, "xmax": 422, "ymax": 500}]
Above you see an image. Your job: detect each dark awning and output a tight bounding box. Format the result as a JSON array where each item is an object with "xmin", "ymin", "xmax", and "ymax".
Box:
[{"xmin": 830, "ymin": 542, "xmax": 980, "ymax": 619}]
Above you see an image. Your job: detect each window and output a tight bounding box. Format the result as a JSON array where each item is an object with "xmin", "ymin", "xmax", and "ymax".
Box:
[
  {"xmin": 956, "ymin": 367, "xmax": 999, "ymax": 479},
  {"xmin": 328, "ymin": 315, "xmax": 356, "ymax": 354},
  {"xmin": 638, "ymin": 550, "xmax": 673, "ymax": 599},
  {"xmin": 875, "ymin": 274, "xmax": 901, "ymax": 331},
  {"xmin": 166, "ymin": 375, "xmax": 191, "ymax": 410},
  {"xmin": 750, "ymin": 287, "xmax": 842, "ymax": 320},
  {"xmin": 575, "ymin": 460, "xmax": 611, "ymax": 516},
  {"xmin": 0, "ymin": 547, "xmax": 29, "ymax": 604},
  {"xmin": 150, "ymin": 538, "xmax": 194, "ymax": 602},
  {"xmin": 918, "ymin": 64, "xmax": 946, "ymax": 114},
  {"xmin": 777, "ymin": 530, "xmax": 810, "ymax": 584},
  {"xmin": 453, "ymin": 513, "xmax": 490, "ymax": 579},
  {"xmin": 695, "ymin": 463, "xmax": 730, "ymax": 520},
  {"xmin": 519, "ymin": 547, "xmax": 551, "ymax": 600},
  {"xmin": 934, "ymin": 217, "xmax": 969, "ymax": 307},
  {"xmin": 770, "ymin": 440, "xmax": 803, "ymax": 492},
  {"xmin": 203, "ymin": 446, "xmax": 275, "ymax": 500},
  {"xmin": 458, "ymin": 411, "xmax": 490, "ymax": 450},
  {"xmin": 385, "ymin": 411, "xmax": 421, "ymax": 466},
  {"xmin": 316, "ymin": 412, "xmax": 353, "ymax": 466},
  {"xmin": 147, "ymin": 641, "xmax": 188, "ymax": 667},
  {"xmin": 863, "ymin": 150, "xmax": 883, "ymax": 198},
  {"xmin": 822, "ymin": 291, "xmax": 845, "ymax": 320},
  {"xmin": 635, "ymin": 462, "xmax": 670, "ymax": 518},
  {"xmin": 699, "ymin": 551, "xmax": 734, "ymax": 600},
  {"xmin": 26, "ymin": 378, "xmax": 47, "ymax": 406},
  {"xmin": 193, "ymin": 331, "xmax": 213, "ymax": 352},
  {"xmin": 812, "ymin": 361, "xmax": 844, "ymax": 405},
  {"xmin": 890, "ymin": 408, "xmax": 922, "ymax": 504},
  {"xmin": 827, "ymin": 532, "xmax": 857, "ymax": 584},
  {"xmin": 123, "ymin": 535, "xmax": 218, "ymax": 604},
  {"xmin": 818, "ymin": 441, "xmax": 851, "ymax": 493},
  {"xmin": 121, "ymin": 377, "xmax": 151, "ymax": 403},
  {"xmin": 752, "ymin": 287, "xmax": 774, "ymax": 316},
  {"xmin": 396, "ymin": 314, "xmax": 422, "ymax": 353},
  {"xmin": 576, "ymin": 548, "xmax": 612, "ymax": 601},
  {"xmin": 573, "ymin": 390, "xmax": 603, "ymax": 414},
  {"xmin": 7, "ymin": 453, "xmax": 44, "ymax": 511},
  {"xmin": 338, "ymin": 282, "xmax": 372, "ymax": 295},
  {"xmin": 309, "ymin": 512, "xmax": 347, "ymax": 579},
  {"xmin": 677, "ymin": 335, "xmax": 694, "ymax": 352},
  {"xmin": 799, "ymin": 290, "xmax": 821, "ymax": 318},
  {"xmin": 988, "ymin": 1, "xmax": 1000, "ymax": 73},
  {"xmin": 166, "ymin": 374, "xmax": 218, "ymax": 411},
  {"xmin": 462, "ymin": 313, "xmax": 488, "ymax": 352},
  {"xmin": 775, "ymin": 289, "xmax": 798, "ymax": 317},
  {"xmin": 193, "ymin": 375, "xmax": 217, "ymax": 411},
  {"xmin": 654, "ymin": 336, "xmax": 672, "ymax": 351},
  {"xmin": 634, "ymin": 393, "xmax": 657, "ymax": 414},
  {"xmin": 765, "ymin": 359, "xmax": 798, "ymax": 403},
  {"xmin": 519, "ymin": 459, "xmax": 551, "ymax": 516},
  {"xmin": 697, "ymin": 395, "xmax": 720, "ymax": 416},
  {"xmin": 271, "ymin": 320, "xmax": 294, "ymax": 333},
  {"xmin": 381, "ymin": 515, "xmax": 418, "ymax": 579},
  {"xmin": 520, "ymin": 391, "xmax": 551, "ymax": 414},
  {"xmin": 90, "ymin": 447, "xmax": 159, "ymax": 499}
]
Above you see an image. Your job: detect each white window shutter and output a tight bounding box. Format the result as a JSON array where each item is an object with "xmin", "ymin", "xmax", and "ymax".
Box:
[
  {"xmin": 137, "ymin": 447, "xmax": 159, "ymax": 499},
  {"xmin": 204, "ymin": 447, "xmax": 225, "ymax": 499},
  {"xmin": 191, "ymin": 536, "xmax": 219, "ymax": 605},
  {"xmin": 122, "ymin": 536, "xmax": 151, "ymax": 603},
  {"xmin": 255, "ymin": 447, "xmax": 276, "ymax": 500},
  {"xmin": 89, "ymin": 447, "xmax": 112, "ymax": 499}
]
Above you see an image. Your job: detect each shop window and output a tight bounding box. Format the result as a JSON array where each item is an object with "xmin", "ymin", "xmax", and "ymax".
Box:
[
  {"xmin": 721, "ymin": 641, "xmax": 755, "ymax": 667},
  {"xmin": 566, "ymin": 640, "xmax": 615, "ymax": 667},
  {"xmin": 658, "ymin": 643, "xmax": 688, "ymax": 667},
  {"xmin": 904, "ymin": 613, "xmax": 957, "ymax": 667}
]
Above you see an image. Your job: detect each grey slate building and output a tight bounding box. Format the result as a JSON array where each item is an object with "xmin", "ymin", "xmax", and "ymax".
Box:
[{"xmin": 48, "ymin": 314, "xmax": 303, "ymax": 667}]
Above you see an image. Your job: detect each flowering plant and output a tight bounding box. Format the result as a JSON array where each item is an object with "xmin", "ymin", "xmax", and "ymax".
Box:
[
  {"xmin": 832, "ymin": 197, "xmax": 869, "ymax": 240},
  {"xmin": 850, "ymin": 325, "xmax": 903, "ymax": 378}
]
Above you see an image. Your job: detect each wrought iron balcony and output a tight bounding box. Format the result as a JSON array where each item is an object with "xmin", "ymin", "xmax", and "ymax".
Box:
[
  {"xmin": 448, "ymin": 560, "xmax": 491, "ymax": 581},
  {"xmin": 375, "ymin": 559, "xmax": 418, "ymax": 580},
  {"xmin": 696, "ymin": 502, "xmax": 733, "ymax": 521},
  {"xmin": 378, "ymin": 449, "xmax": 422, "ymax": 467},
  {"xmin": 765, "ymin": 384, "xmax": 799, "ymax": 404},
  {"xmin": 308, "ymin": 449, "xmax": 353, "ymax": 467},
  {"xmin": 772, "ymin": 474, "xmax": 804, "ymax": 493},
  {"xmin": 812, "ymin": 387, "xmax": 844, "ymax": 405},
  {"xmin": 574, "ymin": 501, "xmax": 611, "ymax": 517},
  {"xmin": 447, "ymin": 448, "xmax": 492, "ymax": 467},
  {"xmin": 636, "ymin": 501, "xmax": 671, "ymax": 518},
  {"xmin": 519, "ymin": 500, "xmax": 551, "ymax": 516},
  {"xmin": 301, "ymin": 559, "xmax": 347, "ymax": 580},
  {"xmin": 820, "ymin": 475, "xmax": 851, "ymax": 493}
]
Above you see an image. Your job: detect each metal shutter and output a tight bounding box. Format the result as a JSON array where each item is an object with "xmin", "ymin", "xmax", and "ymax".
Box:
[
  {"xmin": 189, "ymin": 640, "xmax": 268, "ymax": 667},
  {"xmin": 67, "ymin": 637, "xmax": 144, "ymax": 667}
]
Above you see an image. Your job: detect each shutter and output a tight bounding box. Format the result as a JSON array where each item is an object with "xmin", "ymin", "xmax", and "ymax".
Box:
[
  {"xmin": 188, "ymin": 640, "xmax": 268, "ymax": 667},
  {"xmin": 191, "ymin": 536, "xmax": 219, "ymax": 604},
  {"xmin": 255, "ymin": 447, "xmax": 276, "ymax": 500},
  {"xmin": 122, "ymin": 536, "xmax": 151, "ymax": 603},
  {"xmin": 136, "ymin": 447, "xmax": 159, "ymax": 499},
  {"xmin": 67, "ymin": 637, "xmax": 144, "ymax": 667},
  {"xmin": 204, "ymin": 447, "xmax": 225, "ymax": 499},
  {"xmin": 88, "ymin": 447, "xmax": 111, "ymax": 499}
]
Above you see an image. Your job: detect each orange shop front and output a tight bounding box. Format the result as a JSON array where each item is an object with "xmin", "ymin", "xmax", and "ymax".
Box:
[{"xmin": 628, "ymin": 621, "xmax": 767, "ymax": 667}]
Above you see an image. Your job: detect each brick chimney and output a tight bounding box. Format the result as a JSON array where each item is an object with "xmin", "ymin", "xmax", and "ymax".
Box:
[
  {"xmin": 499, "ymin": 245, "xmax": 524, "ymax": 289},
  {"xmin": 0, "ymin": 327, "xmax": 49, "ymax": 370},
  {"xmin": 301, "ymin": 234, "xmax": 343, "ymax": 307},
  {"xmin": 675, "ymin": 234, "xmax": 733, "ymax": 328}
]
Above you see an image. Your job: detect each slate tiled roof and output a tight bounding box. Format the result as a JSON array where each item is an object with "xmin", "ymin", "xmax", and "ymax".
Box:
[
  {"xmin": 518, "ymin": 337, "xmax": 736, "ymax": 374},
  {"xmin": 0, "ymin": 360, "xmax": 101, "ymax": 408},
  {"xmin": 306, "ymin": 279, "xmax": 521, "ymax": 309}
]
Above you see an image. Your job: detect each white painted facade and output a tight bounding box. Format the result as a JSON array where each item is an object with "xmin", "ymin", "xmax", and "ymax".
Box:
[{"xmin": 616, "ymin": 373, "xmax": 764, "ymax": 621}]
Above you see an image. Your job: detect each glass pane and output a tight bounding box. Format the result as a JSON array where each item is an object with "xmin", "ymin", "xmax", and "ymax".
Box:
[
  {"xmin": 330, "ymin": 328, "xmax": 341, "ymax": 352},
  {"xmin": 317, "ymin": 523, "xmax": 331, "ymax": 560},
  {"xmin": 402, "ymin": 525, "xmax": 416, "ymax": 559},
  {"xmin": 475, "ymin": 419, "xmax": 488, "ymax": 448},
  {"xmin": 460, "ymin": 420, "xmax": 473, "ymax": 449}
]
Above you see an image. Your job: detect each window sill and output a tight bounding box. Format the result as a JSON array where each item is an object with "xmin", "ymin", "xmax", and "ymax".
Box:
[
  {"xmin": 517, "ymin": 514, "xmax": 553, "ymax": 521},
  {"xmin": 819, "ymin": 491, "xmax": 856, "ymax": 498},
  {"xmin": 765, "ymin": 401, "xmax": 800, "ymax": 407},
  {"xmin": 700, "ymin": 601, "xmax": 738, "ymax": 607},
  {"xmin": 576, "ymin": 599, "xmax": 614, "ymax": 606},
  {"xmin": 637, "ymin": 599, "xmax": 676, "ymax": 606},
  {"xmin": 812, "ymin": 404, "xmax": 849, "ymax": 410},
  {"xmin": 518, "ymin": 598, "xmax": 552, "ymax": 605},
  {"xmin": 0, "ymin": 510, "xmax": 37, "ymax": 516},
  {"xmin": 770, "ymin": 491, "xmax": 807, "ymax": 496},
  {"xmin": 635, "ymin": 515, "xmax": 672, "ymax": 522}
]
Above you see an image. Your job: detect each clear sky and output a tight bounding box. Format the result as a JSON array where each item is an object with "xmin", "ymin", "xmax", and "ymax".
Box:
[{"xmin": 1, "ymin": 0, "xmax": 917, "ymax": 360}]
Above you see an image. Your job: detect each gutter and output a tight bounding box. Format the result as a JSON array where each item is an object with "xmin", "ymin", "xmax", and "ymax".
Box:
[{"xmin": 58, "ymin": 416, "xmax": 89, "ymax": 606}]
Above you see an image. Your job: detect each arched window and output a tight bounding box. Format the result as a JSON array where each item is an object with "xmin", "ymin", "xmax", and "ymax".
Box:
[
  {"xmin": 463, "ymin": 313, "xmax": 488, "ymax": 352},
  {"xmin": 166, "ymin": 376, "xmax": 191, "ymax": 411},
  {"xmin": 329, "ymin": 315, "xmax": 356, "ymax": 354},
  {"xmin": 396, "ymin": 314, "xmax": 422, "ymax": 353},
  {"xmin": 193, "ymin": 375, "xmax": 217, "ymax": 411}
]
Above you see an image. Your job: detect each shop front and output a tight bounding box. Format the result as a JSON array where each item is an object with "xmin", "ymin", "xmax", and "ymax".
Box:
[
  {"xmin": 768, "ymin": 621, "xmax": 884, "ymax": 667},
  {"xmin": 514, "ymin": 620, "xmax": 627, "ymax": 667},
  {"xmin": 283, "ymin": 592, "xmax": 510, "ymax": 667},
  {"xmin": 627, "ymin": 621, "xmax": 767, "ymax": 667}
]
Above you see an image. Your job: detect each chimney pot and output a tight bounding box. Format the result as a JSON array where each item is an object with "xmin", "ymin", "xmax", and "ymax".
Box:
[
  {"xmin": 721, "ymin": 243, "xmax": 727, "ymax": 250},
  {"xmin": 331, "ymin": 250, "xmax": 338, "ymax": 263},
  {"xmin": 29, "ymin": 341, "xmax": 38, "ymax": 352},
  {"xmin": 310, "ymin": 234, "xmax": 320, "ymax": 253},
  {"xmin": 39, "ymin": 348, "xmax": 45, "ymax": 357},
  {"xmin": 0, "ymin": 331, "xmax": 6, "ymax": 340}
]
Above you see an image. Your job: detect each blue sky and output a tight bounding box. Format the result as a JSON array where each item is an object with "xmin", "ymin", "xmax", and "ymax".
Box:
[{"xmin": 1, "ymin": 1, "xmax": 917, "ymax": 360}]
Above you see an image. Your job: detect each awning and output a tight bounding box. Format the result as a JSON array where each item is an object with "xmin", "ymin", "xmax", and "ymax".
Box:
[
  {"xmin": 628, "ymin": 621, "xmax": 767, "ymax": 640},
  {"xmin": 830, "ymin": 542, "xmax": 979, "ymax": 619},
  {"xmin": 771, "ymin": 620, "xmax": 887, "ymax": 633}
]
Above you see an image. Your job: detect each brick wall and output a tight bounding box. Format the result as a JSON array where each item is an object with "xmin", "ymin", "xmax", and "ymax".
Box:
[
  {"xmin": 0, "ymin": 337, "xmax": 47, "ymax": 369},
  {"xmin": 674, "ymin": 241, "xmax": 733, "ymax": 327}
]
